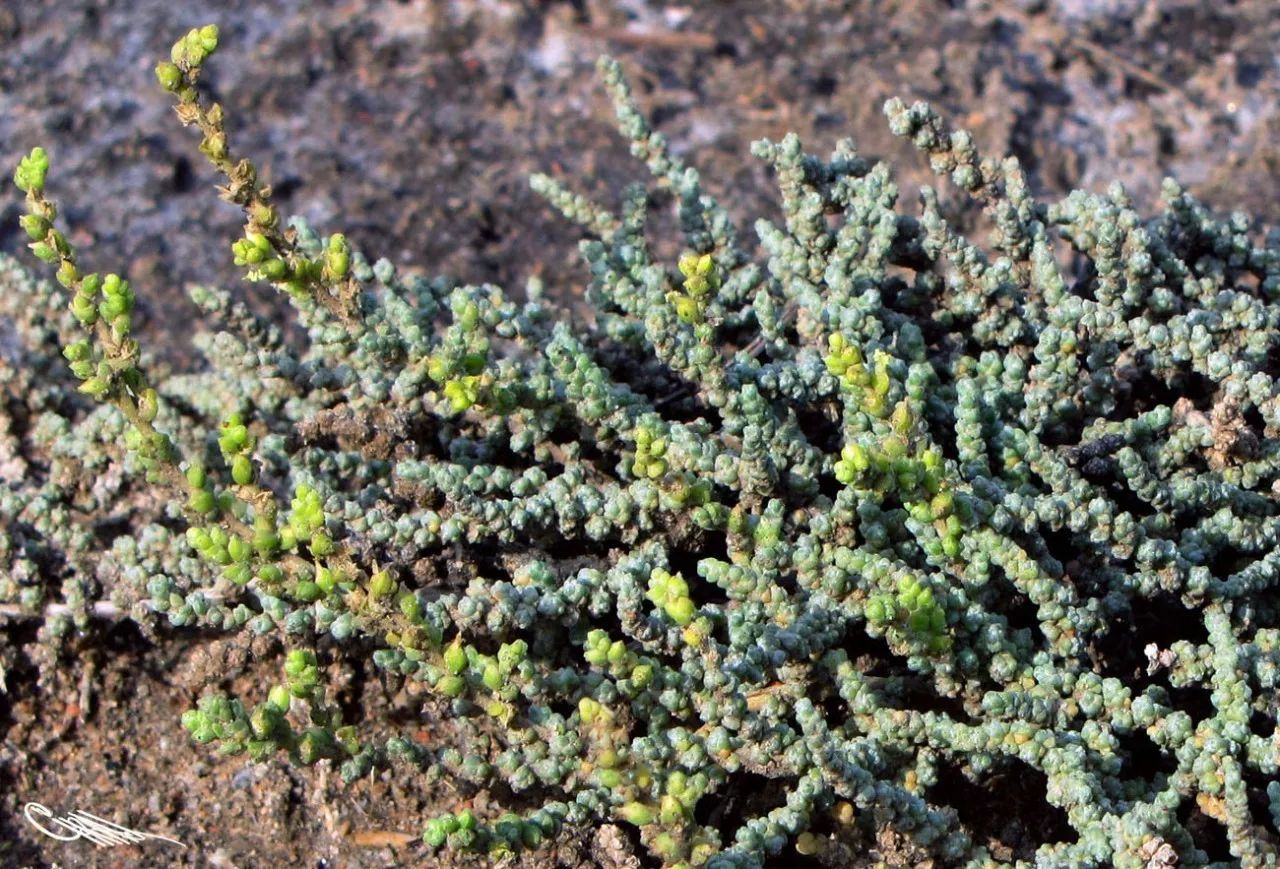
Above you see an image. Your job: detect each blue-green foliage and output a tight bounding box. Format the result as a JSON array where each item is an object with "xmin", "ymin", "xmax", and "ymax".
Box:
[{"xmin": 5, "ymin": 28, "xmax": 1280, "ymax": 868}]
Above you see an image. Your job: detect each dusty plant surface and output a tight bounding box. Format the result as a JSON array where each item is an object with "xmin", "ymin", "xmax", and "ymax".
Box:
[{"xmin": 1, "ymin": 1, "xmax": 1278, "ymax": 866}]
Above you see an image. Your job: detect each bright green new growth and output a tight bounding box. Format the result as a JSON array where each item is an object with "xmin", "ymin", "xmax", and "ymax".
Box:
[
  {"xmin": 6, "ymin": 22, "xmax": 1280, "ymax": 869},
  {"xmin": 669, "ymin": 251, "xmax": 721, "ymax": 325}
]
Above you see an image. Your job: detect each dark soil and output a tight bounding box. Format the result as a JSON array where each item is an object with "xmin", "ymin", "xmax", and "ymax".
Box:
[{"xmin": 2, "ymin": 1, "xmax": 1279, "ymax": 866}]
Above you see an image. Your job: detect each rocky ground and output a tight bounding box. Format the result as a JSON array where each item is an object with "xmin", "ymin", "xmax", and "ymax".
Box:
[{"xmin": 1, "ymin": 0, "xmax": 1278, "ymax": 866}]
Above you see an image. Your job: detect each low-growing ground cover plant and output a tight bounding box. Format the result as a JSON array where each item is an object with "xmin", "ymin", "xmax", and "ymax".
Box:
[{"xmin": 5, "ymin": 22, "xmax": 1280, "ymax": 868}]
